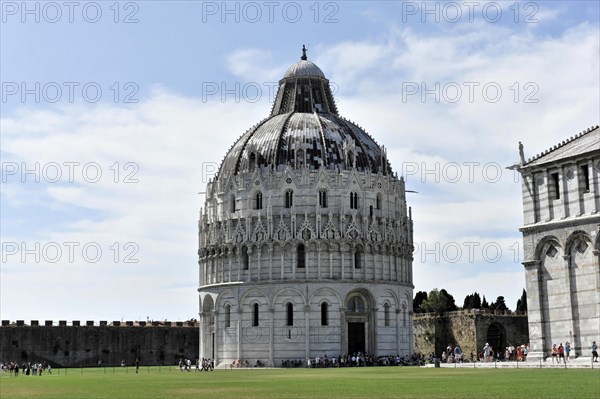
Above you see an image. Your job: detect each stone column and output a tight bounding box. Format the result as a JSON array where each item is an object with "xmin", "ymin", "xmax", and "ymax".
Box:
[
  {"xmin": 237, "ymin": 310, "xmax": 242, "ymax": 361},
  {"xmin": 395, "ymin": 308, "xmax": 401, "ymax": 356},
  {"xmin": 594, "ymin": 248, "xmax": 600, "ymax": 353},
  {"xmin": 523, "ymin": 260, "xmax": 545, "ymax": 360},
  {"xmin": 408, "ymin": 310, "xmax": 414, "ymax": 356},
  {"xmin": 199, "ymin": 256, "xmax": 204, "ymax": 286},
  {"xmin": 257, "ymin": 250, "xmax": 262, "ymax": 282},
  {"xmin": 269, "ymin": 308, "xmax": 275, "ymax": 367},
  {"xmin": 268, "ymin": 245, "xmax": 273, "ymax": 281},
  {"xmin": 317, "ymin": 245, "xmax": 321, "ymax": 278},
  {"xmin": 395, "ymin": 252, "xmax": 400, "ymax": 282},
  {"xmin": 341, "ymin": 250, "xmax": 345, "ymax": 280},
  {"xmin": 563, "ymin": 254, "xmax": 578, "ymax": 355},
  {"xmin": 545, "ymin": 170, "xmax": 553, "ymax": 221},
  {"xmin": 228, "ymin": 252, "xmax": 232, "ymax": 283},
  {"xmin": 340, "ymin": 308, "xmax": 347, "ymax": 355},
  {"xmin": 561, "ymin": 164, "xmax": 570, "ymax": 218},
  {"xmin": 280, "ymin": 250, "xmax": 284, "ymax": 280},
  {"xmin": 213, "ymin": 310, "xmax": 219, "ymax": 365},
  {"xmin": 589, "ymin": 159, "xmax": 598, "ymax": 213},
  {"xmin": 199, "ymin": 312, "xmax": 205, "ymax": 360},
  {"xmin": 292, "ymin": 248, "xmax": 296, "ymax": 279},
  {"xmin": 329, "ymin": 249, "xmax": 333, "ymax": 278},
  {"xmin": 305, "ymin": 306, "xmax": 311, "ymax": 361},
  {"xmin": 247, "ymin": 248, "xmax": 253, "ymax": 282}
]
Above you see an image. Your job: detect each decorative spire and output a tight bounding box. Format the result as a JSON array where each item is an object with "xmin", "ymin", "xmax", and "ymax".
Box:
[{"xmin": 301, "ymin": 44, "xmax": 307, "ymax": 60}]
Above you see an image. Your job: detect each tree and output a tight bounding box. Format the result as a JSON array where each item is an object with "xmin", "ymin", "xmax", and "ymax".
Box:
[
  {"xmin": 462, "ymin": 292, "xmax": 482, "ymax": 309},
  {"xmin": 421, "ymin": 288, "xmax": 457, "ymax": 314},
  {"xmin": 490, "ymin": 296, "xmax": 508, "ymax": 311},
  {"xmin": 439, "ymin": 289, "xmax": 458, "ymax": 311},
  {"xmin": 516, "ymin": 289, "xmax": 527, "ymax": 312},
  {"xmin": 413, "ymin": 291, "xmax": 428, "ymax": 313},
  {"xmin": 481, "ymin": 295, "xmax": 489, "ymax": 309}
]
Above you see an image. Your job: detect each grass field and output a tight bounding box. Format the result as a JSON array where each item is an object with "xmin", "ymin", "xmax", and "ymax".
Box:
[{"xmin": 1, "ymin": 366, "xmax": 599, "ymax": 399}]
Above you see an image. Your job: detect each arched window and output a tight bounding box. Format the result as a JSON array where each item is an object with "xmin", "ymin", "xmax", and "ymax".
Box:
[
  {"xmin": 376, "ymin": 193, "xmax": 382, "ymax": 210},
  {"xmin": 225, "ymin": 305, "xmax": 231, "ymax": 328},
  {"xmin": 319, "ymin": 190, "xmax": 327, "ymax": 208},
  {"xmin": 286, "ymin": 303, "xmax": 294, "ymax": 326},
  {"xmin": 321, "ymin": 303, "xmax": 328, "ymax": 326},
  {"xmin": 230, "ymin": 194, "xmax": 236, "ymax": 213},
  {"xmin": 354, "ymin": 248, "xmax": 362, "ymax": 269},
  {"xmin": 285, "ymin": 190, "xmax": 293, "ymax": 208},
  {"xmin": 384, "ymin": 303, "xmax": 390, "ymax": 327},
  {"xmin": 297, "ymin": 244, "xmax": 306, "ymax": 268},
  {"xmin": 350, "ymin": 192, "xmax": 358, "ymax": 209},
  {"xmin": 252, "ymin": 303, "xmax": 259, "ymax": 326},
  {"xmin": 242, "ymin": 246, "xmax": 249, "ymax": 270},
  {"xmin": 255, "ymin": 192, "xmax": 263, "ymax": 210},
  {"xmin": 249, "ymin": 152, "xmax": 256, "ymax": 172}
]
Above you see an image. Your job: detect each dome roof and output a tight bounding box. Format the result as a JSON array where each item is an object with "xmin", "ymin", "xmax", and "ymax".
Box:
[
  {"xmin": 217, "ymin": 112, "xmax": 391, "ymax": 178},
  {"xmin": 284, "ymin": 60, "xmax": 325, "ymax": 79},
  {"xmin": 215, "ymin": 47, "xmax": 392, "ymax": 179}
]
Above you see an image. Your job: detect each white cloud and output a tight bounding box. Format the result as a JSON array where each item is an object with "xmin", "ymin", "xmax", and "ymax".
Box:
[{"xmin": 1, "ymin": 16, "xmax": 598, "ymax": 321}]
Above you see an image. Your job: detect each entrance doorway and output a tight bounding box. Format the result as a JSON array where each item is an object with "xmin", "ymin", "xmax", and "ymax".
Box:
[
  {"xmin": 347, "ymin": 322, "xmax": 365, "ymax": 354},
  {"xmin": 487, "ymin": 323, "xmax": 506, "ymax": 358}
]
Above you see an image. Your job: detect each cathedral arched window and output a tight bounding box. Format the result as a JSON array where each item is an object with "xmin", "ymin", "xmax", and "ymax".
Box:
[
  {"xmin": 285, "ymin": 190, "xmax": 293, "ymax": 208},
  {"xmin": 252, "ymin": 303, "xmax": 259, "ymax": 326},
  {"xmin": 321, "ymin": 303, "xmax": 328, "ymax": 326},
  {"xmin": 384, "ymin": 303, "xmax": 390, "ymax": 327},
  {"xmin": 230, "ymin": 194, "xmax": 236, "ymax": 213},
  {"xmin": 255, "ymin": 191, "xmax": 263, "ymax": 210},
  {"xmin": 242, "ymin": 246, "xmax": 249, "ymax": 270},
  {"xmin": 297, "ymin": 244, "xmax": 306, "ymax": 268},
  {"xmin": 225, "ymin": 305, "xmax": 231, "ymax": 328},
  {"xmin": 376, "ymin": 193, "xmax": 382, "ymax": 210},
  {"xmin": 350, "ymin": 192, "xmax": 358, "ymax": 209},
  {"xmin": 286, "ymin": 303, "xmax": 294, "ymax": 326},
  {"xmin": 319, "ymin": 190, "xmax": 327, "ymax": 208}
]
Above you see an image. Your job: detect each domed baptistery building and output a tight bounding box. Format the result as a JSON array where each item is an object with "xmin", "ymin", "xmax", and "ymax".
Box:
[{"xmin": 198, "ymin": 48, "xmax": 414, "ymax": 367}]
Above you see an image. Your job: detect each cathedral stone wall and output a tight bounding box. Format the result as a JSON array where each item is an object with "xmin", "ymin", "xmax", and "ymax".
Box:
[
  {"xmin": 517, "ymin": 126, "xmax": 600, "ymax": 360},
  {"xmin": 0, "ymin": 321, "xmax": 198, "ymax": 367}
]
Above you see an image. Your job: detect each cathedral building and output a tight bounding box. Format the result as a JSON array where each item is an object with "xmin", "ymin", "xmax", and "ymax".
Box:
[
  {"xmin": 197, "ymin": 48, "xmax": 414, "ymax": 367},
  {"xmin": 516, "ymin": 125, "xmax": 600, "ymax": 360}
]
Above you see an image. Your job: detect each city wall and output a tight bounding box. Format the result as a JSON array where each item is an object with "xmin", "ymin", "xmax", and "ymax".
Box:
[
  {"xmin": 0, "ymin": 320, "xmax": 198, "ymax": 367},
  {"xmin": 413, "ymin": 309, "xmax": 529, "ymax": 358}
]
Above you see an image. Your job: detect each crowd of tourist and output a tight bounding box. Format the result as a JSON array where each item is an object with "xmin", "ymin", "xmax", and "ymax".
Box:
[
  {"xmin": 279, "ymin": 352, "xmax": 425, "ymax": 368},
  {"xmin": 1, "ymin": 361, "xmax": 51, "ymax": 376},
  {"xmin": 432, "ymin": 342, "xmax": 532, "ymax": 363},
  {"xmin": 176, "ymin": 357, "xmax": 214, "ymax": 371}
]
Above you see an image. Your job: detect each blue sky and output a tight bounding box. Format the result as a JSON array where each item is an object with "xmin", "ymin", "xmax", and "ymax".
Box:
[{"xmin": 1, "ymin": 1, "xmax": 599, "ymax": 322}]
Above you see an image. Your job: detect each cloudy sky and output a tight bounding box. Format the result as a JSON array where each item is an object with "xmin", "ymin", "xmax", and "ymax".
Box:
[{"xmin": 1, "ymin": 1, "xmax": 599, "ymax": 322}]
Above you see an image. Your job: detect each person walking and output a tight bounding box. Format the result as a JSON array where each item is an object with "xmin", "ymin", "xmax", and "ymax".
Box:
[
  {"xmin": 564, "ymin": 342, "xmax": 571, "ymax": 362},
  {"xmin": 551, "ymin": 344, "xmax": 558, "ymax": 364},
  {"xmin": 592, "ymin": 341, "xmax": 598, "ymax": 362},
  {"xmin": 558, "ymin": 343, "xmax": 565, "ymax": 364}
]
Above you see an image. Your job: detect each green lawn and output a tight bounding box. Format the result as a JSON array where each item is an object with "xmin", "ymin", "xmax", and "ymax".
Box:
[{"xmin": 1, "ymin": 366, "xmax": 599, "ymax": 399}]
